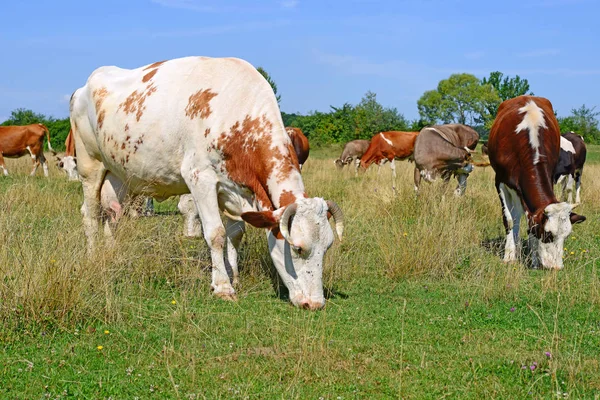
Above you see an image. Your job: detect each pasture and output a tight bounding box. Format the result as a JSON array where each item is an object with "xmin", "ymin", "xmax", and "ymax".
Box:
[{"xmin": 1, "ymin": 145, "xmax": 599, "ymax": 399}]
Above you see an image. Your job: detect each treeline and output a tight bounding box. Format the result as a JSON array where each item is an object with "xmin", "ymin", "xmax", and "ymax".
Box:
[{"xmin": 2, "ymin": 69, "xmax": 599, "ymax": 149}]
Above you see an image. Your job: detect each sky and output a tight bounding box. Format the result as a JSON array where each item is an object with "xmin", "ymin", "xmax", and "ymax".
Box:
[{"xmin": 1, "ymin": 0, "xmax": 599, "ymax": 123}]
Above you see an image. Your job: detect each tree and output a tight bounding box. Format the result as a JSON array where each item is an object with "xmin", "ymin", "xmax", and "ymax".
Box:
[
  {"xmin": 481, "ymin": 71, "xmax": 533, "ymax": 121},
  {"xmin": 354, "ymin": 91, "xmax": 408, "ymax": 139},
  {"xmin": 256, "ymin": 67, "xmax": 281, "ymax": 105},
  {"xmin": 558, "ymin": 104, "xmax": 600, "ymax": 144},
  {"xmin": 417, "ymin": 73, "xmax": 500, "ymax": 127},
  {"xmin": 1, "ymin": 108, "xmax": 49, "ymax": 126}
]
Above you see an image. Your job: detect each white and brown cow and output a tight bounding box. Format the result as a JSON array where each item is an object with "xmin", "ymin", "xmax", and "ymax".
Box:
[
  {"xmin": 57, "ymin": 128, "xmax": 79, "ymax": 180},
  {"xmin": 70, "ymin": 56, "xmax": 343, "ymax": 310},
  {"xmin": 359, "ymin": 131, "xmax": 420, "ymax": 193},
  {"xmin": 285, "ymin": 127, "xmax": 310, "ymax": 170},
  {"xmin": 488, "ymin": 96, "xmax": 585, "ymax": 269},
  {"xmin": 413, "ymin": 124, "xmax": 479, "ymax": 196},
  {"xmin": 0, "ymin": 123, "xmax": 55, "ymax": 176},
  {"xmin": 554, "ymin": 132, "xmax": 586, "ymax": 204}
]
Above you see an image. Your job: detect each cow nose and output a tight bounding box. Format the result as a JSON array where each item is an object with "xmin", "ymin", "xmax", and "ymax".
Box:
[{"xmin": 300, "ymin": 301, "xmax": 311, "ymax": 310}]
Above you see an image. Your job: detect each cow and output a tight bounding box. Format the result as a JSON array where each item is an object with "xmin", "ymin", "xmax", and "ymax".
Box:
[
  {"xmin": 70, "ymin": 56, "xmax": 344, "ymax": 310},
  {"xmin": 334, "ymin": 139, "xmax": 370, "ymax": 176},
  {"xmin": 57, "ymin": 129, "xmax": 79, "ymax": 181},
  {"xmin": 553, "ymin": 132, "xmax": 586, "ymax": 204},
  {"xmin": 285, "ymin": 127, "xmax": 310, "ymax": 170},
  {"xmin": 0, "ymin": 123, "xmax": 55, "ymax": 176},
  {"xmin": 359, "ymin": 131, "xmax": 420, "ymax": 193},
  {"xmin": 488, "ymin": 95, "xmax": 586, "ymax": 270},
  {"xmin": 413, "ymin": 124, "xmax": 479, "ymax": 196},
  {"xmin": 481, "ymin": 141, "xmax": 489, "ymax": 156}
]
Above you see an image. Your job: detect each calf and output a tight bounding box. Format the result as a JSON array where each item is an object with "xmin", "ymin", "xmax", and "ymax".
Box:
[
  {"xmin": 335, "ymin": 139, "xmax": 370, "ymax": 176},
  {"xmin": 57, "ymin": 129, "xmax": 79, "ymax": 180},
  {"xmin": 359, "ymin": 131, "xmax": 420, "ymax": 193},
  {"xmin": 488, "ymin": 96, "xmax": 585, "ymax": 269},
  {"xmin": 553, "ymin": 132, "xmax": 586, "ymax": 203},
  {"xmin": 413, "ymin": 124, "xmax": 479, "ymax": 196},
  {"xmin": 0, "ymin": 123, "xmax": 55, "ymax": 176},
  {"xmin": 285, "ymin": 127, "xmax": 310, "ymax": 170}
]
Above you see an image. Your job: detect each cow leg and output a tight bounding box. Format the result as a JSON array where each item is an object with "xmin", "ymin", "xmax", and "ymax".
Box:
[
  {"xmin": 354, "ymin": 158, "xmax": 360, "ymax": 177},
  {"xmin": 144, "ymin": 197, "xmax": 154, "ymax": 216},
  {"xmin": 575, "ymin": 168, "xmax": 583, "ymax": 203},
  {"xmin": 177, "ymin": 194, "xmax": 202, "ymax": 238},
  {"xmin": 565, "ymin": 174, "xmax": 575, "ymax": 203},
  {"xmin": 390, "ymin": 158, "xmax": 396, "ymax": 194},
  {"xmin": 80, "ymin": 170, "xmax": 106, "ymax": 254},
  {"xmin": 39, "ymin": 152, "xmax": 49, "ymax": 177},
  {"xmin": 225, "ymin": 217, "xmax": 245, "ymax": 286},
  {"xmin": 0, "ymin": 153, "xmax": 7, "ymax": 176},
  {"xmin": 413, "ymin": 167, "xmax": 421, "ymax": 194},
  {"xmin": 454, "ymin": 174, "xmax": 468, "ymax": 196},
  {"xmin": 497, "ymin": 182, "xmax": 523, "ymax": 263},
  {"xmin": 183, "ymin": 168, "xmax": 235, "ymax": 300}
]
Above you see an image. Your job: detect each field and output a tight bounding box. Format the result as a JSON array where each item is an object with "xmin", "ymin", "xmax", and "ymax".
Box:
[{"xmin": 1, "ymin": 145, "xmax": 599, "ymax": 399}]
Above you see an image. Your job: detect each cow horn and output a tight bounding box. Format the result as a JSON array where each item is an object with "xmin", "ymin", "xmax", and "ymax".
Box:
[
  {"xmin": 326, "ymin": 200, "xmax": 344, "ymax": 241},
  {"xmin": 279, "ymin": 203, "xmax": 298, "ymax": 243},
  {"xmin": 570, "ymin": 202, "xmax": 580, "ymax": 210},
  {"xmin": 464, "ymin": 146, "xmax": 473, "ymax": 153}
]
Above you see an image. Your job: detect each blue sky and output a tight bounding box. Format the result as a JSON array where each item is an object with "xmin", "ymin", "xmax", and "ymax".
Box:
[{"xmin": 1, "ymin": 0, "xmax": 598, "ymax": 123}]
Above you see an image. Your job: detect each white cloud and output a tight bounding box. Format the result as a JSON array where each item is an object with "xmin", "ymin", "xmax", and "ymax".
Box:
[
  {"xmin": 280, "ymin": 0, "xmax": 298, "ymax": 8},
  {"xmin": 517, "ymin": 48, "xmax": 560, "ymax": 58}
]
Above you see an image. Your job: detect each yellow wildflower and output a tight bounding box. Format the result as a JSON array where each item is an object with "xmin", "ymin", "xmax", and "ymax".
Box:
[{"xmin": 97, "ymin": 345, "xmax": 103, "ymax": 350}]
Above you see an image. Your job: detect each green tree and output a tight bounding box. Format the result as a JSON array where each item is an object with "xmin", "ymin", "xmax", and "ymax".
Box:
[
  {"xmin": 558, "ymin": 105, "xmax": 600, "ymax": 144},
  {"xmin": 481, "ymin": 71, "xmax": 533, "ymax": 121},
  {"xmin": 417, "ymin": 73, "xmax": 500, "ymax": 127},
  {"xmin": 354, "ymin": 91, "xmax": 408, "ymax": 139},
  {"xmin": 256, "ymin": 67, "xmax": 281, "ymax": 105}
]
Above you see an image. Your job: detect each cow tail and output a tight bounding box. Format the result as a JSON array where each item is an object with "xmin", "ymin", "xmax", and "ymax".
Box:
[{"xmin": 40, "ymin": 123, "xmax": 56, "ymax": 154}]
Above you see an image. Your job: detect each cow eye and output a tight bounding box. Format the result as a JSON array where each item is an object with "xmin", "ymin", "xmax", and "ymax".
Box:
[{"xmin": 292, "ymin": 245, "xmax": 303, "ymax": 255}]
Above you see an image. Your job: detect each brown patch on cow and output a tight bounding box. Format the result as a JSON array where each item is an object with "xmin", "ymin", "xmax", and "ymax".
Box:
[
  {"xmin": 204, "ymin": 128, "xmax": 211, "ymax": 138},
  {"xmin": 124, "ymin": 124, "xmax": 129, "ymax": 132},
  {"xmin": 119, "ymin": 84, "xmax": 158, "ymax": 122},
  {"xmin": 143, "ymin": 60, "xmax": 166, "ymax": 71},
  {"xmin": 217, "ymin": 114, "xmax": 299, "ymax": 211},
  {"xmin": 97, "ymin": 110, "xmax": 106, "ymax": 129},
  {"xmin": 279, "ymin": 190, "xmax": 296, "ymax": 208},
  {"xmin": 185, "ymin": 89, "xmax": 218, "ymax": 120},
  {"xmin": 142, "ymin": 69, "xmax": 158, "ymax": 83}
]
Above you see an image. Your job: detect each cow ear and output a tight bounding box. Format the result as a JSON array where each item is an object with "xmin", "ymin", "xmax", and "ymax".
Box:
[
  {"xmin": 241, "ymin": 211, "xmax": 280, "ymax": 228},
  {"xmin": 570, "ymin": 213, "xmax": 586, "ymax": 225}
]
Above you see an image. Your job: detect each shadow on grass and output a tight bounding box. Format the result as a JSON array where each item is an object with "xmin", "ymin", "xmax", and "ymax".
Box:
[{"xmin": 481, "ymin": 235, "xmax": 538, "ymax": 268}]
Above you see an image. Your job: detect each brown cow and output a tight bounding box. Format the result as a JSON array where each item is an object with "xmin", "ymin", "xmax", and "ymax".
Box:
[
  {"xmin": 488, "ymin": 95, "xmax": 585, "ymax": 269},
  {"xmin": 359, "ymin": 131, "xmax": 420, "ymax": 193},
  {"xmin": 413, "ymin": 124, "xmax": 479, "ymax": 196},
  {"xmin": 285, "ymin": 127, "xmax": 310, "ymax": 170},
  {"xmin": 56, "ymin": 129, "xmax": 79, "ymax": 180},
  {"xmin": 0, "ymin": 123, "xmax": 55, "ymax": 176},
  {"xmin": 554, "ymin": 132, "xmax": 586, "ymax": 203}
]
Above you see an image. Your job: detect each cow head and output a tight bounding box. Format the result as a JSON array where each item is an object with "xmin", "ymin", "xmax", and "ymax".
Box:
[
  {"xmin": 529, "ymin": 202, "xmax": 586, "ymax": 269},
  {"xmin": 242, "ymin": 198, "xmax": 343, "ymax": 310},
  {"xmin": 57, "ymin": 156, "xmax": 79, "ymax": 181},
  {"xmin": 334, "ymin": 159, "xmax": 345, "ymax": 169}
]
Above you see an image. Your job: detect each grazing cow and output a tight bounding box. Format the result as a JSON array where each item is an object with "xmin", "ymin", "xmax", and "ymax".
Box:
[
  {"xmin": 57, "ymin": 129, "xmax": 79, "ymax": 181},
  {"xmin": 0, "ymin": 123, "xmax": 55, "ymax": 176},
  {"xmin": 285, "ymin": 127, "xmax": 310, "ymax": 170},
  {"xmin": 359, "ymin": 131, "xmax": 420, "ymax": 193},
  {"xmin": 70, "ymin": 56, "xmax": 343, "ymax": 309},
  {"xmin": 553, "ymin": 132, "xmax": 586, "ymax": 203},
  {"xmin": 335, "ymin": 139, "xmax": 370, "ymax": 176},
  {"xmin": 488, "ymin": 96, "xmax": 585, "ymax": 269},
  {"xmin": 413, "ymin": 124, "xmax": 479, "ymax": 196}
]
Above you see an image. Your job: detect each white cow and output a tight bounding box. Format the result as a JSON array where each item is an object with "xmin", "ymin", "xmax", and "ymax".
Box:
[{"xmin": 70, "ymin": 56, "xmax": 343, "ymax": 310}]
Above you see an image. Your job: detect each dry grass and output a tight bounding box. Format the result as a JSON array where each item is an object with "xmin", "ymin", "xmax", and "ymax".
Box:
[{"xmin": 1, "ymin": 148, "xmax": 599, "ymax": 398}]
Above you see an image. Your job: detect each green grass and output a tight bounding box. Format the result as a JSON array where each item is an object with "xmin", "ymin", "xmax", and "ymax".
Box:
[{"xmin": 1, "ymin": 146, "xmax": 600, "ymax": 399}]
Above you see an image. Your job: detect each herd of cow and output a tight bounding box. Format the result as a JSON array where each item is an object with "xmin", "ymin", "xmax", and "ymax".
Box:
[{"xmin": 0, "ymin": 56, "xmax": 588, "ymax": 309}]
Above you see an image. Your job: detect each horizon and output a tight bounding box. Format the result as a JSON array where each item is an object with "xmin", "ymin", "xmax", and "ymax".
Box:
[{"xmin": 1, "ymin": 0, "xmax": 599, "ymax": 123}]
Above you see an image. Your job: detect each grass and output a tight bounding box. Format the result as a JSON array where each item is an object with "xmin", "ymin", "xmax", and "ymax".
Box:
[{"xmin": 1, "ymin": 146, "xmax": 600, "ymax": 399}]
